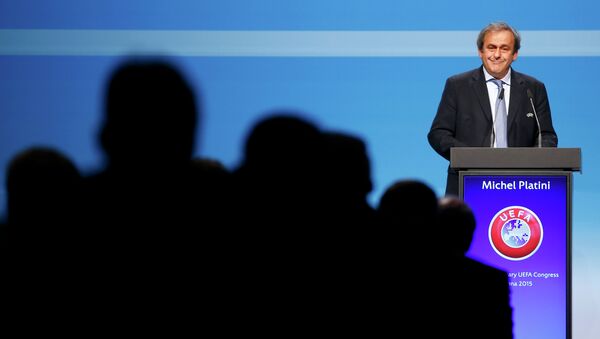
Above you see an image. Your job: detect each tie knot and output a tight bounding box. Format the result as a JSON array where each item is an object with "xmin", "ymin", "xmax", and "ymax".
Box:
[{"xmin": 490, "ymin": 79, "xmax": 504, "ymax": 89}]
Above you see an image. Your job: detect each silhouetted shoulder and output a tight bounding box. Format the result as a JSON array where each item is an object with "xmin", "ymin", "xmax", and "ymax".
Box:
[{"xmin": 463, "ymin": 257, "xmax": 508, "ymax": 280}]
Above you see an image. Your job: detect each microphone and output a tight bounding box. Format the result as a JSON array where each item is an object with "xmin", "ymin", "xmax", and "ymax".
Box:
[{"xmin": 526, "ymin": 89, "xmax": 542, "ymax": 148}]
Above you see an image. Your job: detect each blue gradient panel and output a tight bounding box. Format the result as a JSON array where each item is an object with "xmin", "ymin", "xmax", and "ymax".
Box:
[
  {"xmin": 464, "ymin": 175, "xmax": 568, "ymax": 339},
  {"xmin": 1, "ymin": 1, "xmax": 600, "ymax": 30},
  {"xmin": 1, "ymin": 1, "xmax": 600, "ymax": 338}
]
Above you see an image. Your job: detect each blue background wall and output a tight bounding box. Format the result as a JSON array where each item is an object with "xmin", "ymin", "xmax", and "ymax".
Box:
[{"xmin": 1, "ymin": 2, "xmax": 598, "ymax": 337}]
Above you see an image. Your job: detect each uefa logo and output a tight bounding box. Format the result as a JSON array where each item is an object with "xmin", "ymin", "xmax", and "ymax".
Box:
[{"xmin": 488, "ymin": 206, "xmax": 543, "ymax": 261}]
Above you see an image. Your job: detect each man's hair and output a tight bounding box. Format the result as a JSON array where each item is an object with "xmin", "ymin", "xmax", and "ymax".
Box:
[{"xmin": 477, "ymin": 21, "xmax": 521, "ymax": 52}]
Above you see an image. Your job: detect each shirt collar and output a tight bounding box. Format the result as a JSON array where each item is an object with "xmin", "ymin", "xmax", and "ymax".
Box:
[{"xmin": 483, "ymin": 66, "xmax": 512, "ymax": 86}]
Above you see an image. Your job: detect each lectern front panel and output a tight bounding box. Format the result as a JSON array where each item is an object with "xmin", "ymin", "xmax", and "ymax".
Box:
[{"xmin": 461, "ymin": 172, "xmax": 570, "ymax": 339}]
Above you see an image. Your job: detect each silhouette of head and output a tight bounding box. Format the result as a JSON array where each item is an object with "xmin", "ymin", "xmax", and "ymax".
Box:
[
  {"xmin": 6, "ymin": 146, "xmax": 80, "ymax": 230},
  {"xmin": 377, "ymin": 179, "xmax": 438, "ymax": 228},
  {"xmin": 242, "ymin": 112, "xmax": 323, "ymax": 190},
  {"xmin": 100, "ymin": 59, "xmax": 198, "ymax": 170},
  {"xmin": 323, "ymin": 131, "xmax": 372, "ymax": 199},
  {"xmin": 236, "ymin": 113, "xmax": 325, "ymax": 222},
  {"xmin": 241, "ymin": 113, "xmax": 323, "ymax": 182},
  {"xmin": 438, "ymin": 196, "xmax": 477, "ymax": 255}
]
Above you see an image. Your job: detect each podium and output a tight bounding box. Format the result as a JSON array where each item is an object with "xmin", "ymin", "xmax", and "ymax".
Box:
[{"xmin": 451, "ymin": 147, "xmax": 581, "ymax": 339}]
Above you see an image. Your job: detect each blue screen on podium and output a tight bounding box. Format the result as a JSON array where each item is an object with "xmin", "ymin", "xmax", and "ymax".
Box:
[{"xmin": 463, "ymin": 174, "xmax": 569, "ymax": 339}]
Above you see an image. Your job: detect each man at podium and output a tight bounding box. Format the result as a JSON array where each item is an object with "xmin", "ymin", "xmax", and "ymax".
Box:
[{"xmin": 428, "ymin": 21, "xmax": 558, "ymax": 196}]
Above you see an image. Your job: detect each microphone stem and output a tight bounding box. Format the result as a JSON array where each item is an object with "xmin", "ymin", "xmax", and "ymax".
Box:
[{"xmin": 529, "ymin": 97, "xmax": 542, "ymax": 148}]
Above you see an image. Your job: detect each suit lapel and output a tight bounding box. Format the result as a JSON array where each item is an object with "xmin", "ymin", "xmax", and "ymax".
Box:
[
  {"xmin": 471, "ymin": 67, "xmax": 492, "ymax": 124},
  {"xmin": 508, "ymin": 70, "xmax": 525, "ymax": 133}
]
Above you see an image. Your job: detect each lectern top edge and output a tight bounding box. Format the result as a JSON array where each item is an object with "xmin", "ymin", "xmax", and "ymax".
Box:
[{"xmin": 450, "ymin": 147, "xmax": 582, "ymax": 171}]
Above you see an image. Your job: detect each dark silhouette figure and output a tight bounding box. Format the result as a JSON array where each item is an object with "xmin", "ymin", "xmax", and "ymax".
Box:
[
  {"xmin": 436, "ymin": 196, "xmax": 513, "ymax": 339},
  {"xmin": 375, "ymin": 182, "xmax": 512, "ymax": 337},
  {"xmin": 374, "ymin": 180, "xmax": 440, "ymax": 332},
  {"xmin": 3, "ymin": 147, "xmax": 84, "ymax": 326},
  {"xmin": 375, "ymin": 179, "xmax": 439, "ymax": 268},
  {"xmin": 74, "ymin": 59, "xmax": 210, "ymax": 327},
  {"xmin": 376, "ymin": 179, "xmax": 439, "ymax": 265},
  {"xmin": 377, "ymin": 179, "xmax": 438, "ymax": 229},
  {"xmin": 322, "ymin": 131, "xmax": 375, "ymax": 227},
  {"xmin": 101, "ymin": 61, "xmax": 197, "ymax": 170},
  {"xmin": 319, "ymin": 131, "xmax": 377, "ymax": 306},
  {"xmin": 228, "ymin": 113, "xmax": 365, "ymax": 333},
  {"xmin": 5, "ymin": 146, "xmax": 81, "ymax": 254},
  {"xmin": 82, "ymin": 59, "xmax": 201, "ymax": 253},
  {"xmin": 233, "ymin": 113, "xmax": 327, "ymax": 228},
  {"xmin": 231, "ymin": 113, "xmax": 331, "ymax": 278}
]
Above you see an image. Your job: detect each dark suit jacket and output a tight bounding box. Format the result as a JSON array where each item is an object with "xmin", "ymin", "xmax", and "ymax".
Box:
[{"xmin": 428, "ymin": 66, "xmax": 558, "ymax": 195}]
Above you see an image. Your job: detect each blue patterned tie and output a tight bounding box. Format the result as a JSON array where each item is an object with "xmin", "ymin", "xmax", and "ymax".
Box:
[{"xmin": 491, "ymin": 79, "xmax": 507, "ymax": 148}]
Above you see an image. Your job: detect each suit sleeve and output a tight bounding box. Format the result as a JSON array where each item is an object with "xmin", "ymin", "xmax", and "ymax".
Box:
[
  {"xmin": 533, "ymin": 82, "xmax": 558, "ymax": 147},
  {"xmin": 428, "ymin": 78, "xmax": 469, "ymax": 160}
]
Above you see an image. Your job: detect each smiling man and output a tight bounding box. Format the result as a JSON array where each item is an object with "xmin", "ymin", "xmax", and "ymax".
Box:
[{"xmin": 428, "ymin": 21, "xmax": 558, "ymax": 196}]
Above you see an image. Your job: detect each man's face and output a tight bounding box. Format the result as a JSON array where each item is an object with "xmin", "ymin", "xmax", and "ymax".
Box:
[{"xmin": 478, "ymin": 30, "xmax": 518, "ymax": 79}]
